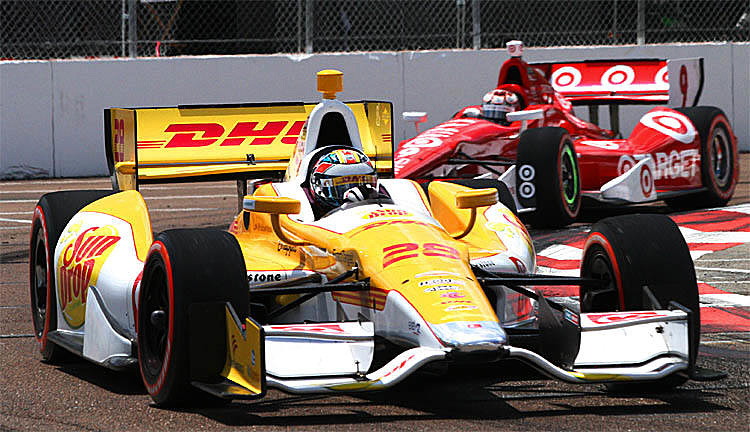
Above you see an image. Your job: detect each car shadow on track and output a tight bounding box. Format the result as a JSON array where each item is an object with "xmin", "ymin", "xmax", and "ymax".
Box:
[
  {"xmin": 183, "ymin": 361, "xmax": 733, "ymax": 427},
  {"xmin": 55, "ymin": 360, "xmax": 146, "ymax": 396}
]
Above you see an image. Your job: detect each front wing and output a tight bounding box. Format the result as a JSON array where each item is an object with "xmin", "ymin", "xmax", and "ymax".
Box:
[{"xmin": 198, "ymin": 304, "xmax": 692, "ymax": 399}]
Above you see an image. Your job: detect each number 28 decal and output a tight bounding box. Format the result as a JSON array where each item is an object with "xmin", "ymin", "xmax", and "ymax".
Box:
[{"xmin": 383, "ymin": 243, "xmax": 460, "ymax": 268}]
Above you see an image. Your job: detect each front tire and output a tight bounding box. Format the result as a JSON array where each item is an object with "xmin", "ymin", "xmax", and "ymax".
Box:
[
  {"xmin": 580, "ymin": 214, "xmax": 699, "ymax": 388},
  {"xmin": 138, "ymin": 229, "xmax": 248, "ymax": 406},
  {"xmin": 516, "ymin": 127, "xmax": 581, "ymax": 228},
  {"xmin": 29, "ymin": 190, "xmax": 115, "ymax": 362}
]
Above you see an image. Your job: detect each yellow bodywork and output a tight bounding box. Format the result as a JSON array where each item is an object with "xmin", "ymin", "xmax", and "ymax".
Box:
[
  {"xmin": 106, "ymin": 101, "xmax": 392, "ymax": 188},
  {"xmin": 231, "ymin": 181, "xmax": 532, "ymax": 328}
]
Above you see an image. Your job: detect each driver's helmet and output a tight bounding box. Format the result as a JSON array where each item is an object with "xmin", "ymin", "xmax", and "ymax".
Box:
[
  {"xmin": 310, "ymin": 148, "xmax": 378, "ymax": 210},
  {"xmin": 482, "ymin": 88, "xmax": 520, "ymax": 124}
]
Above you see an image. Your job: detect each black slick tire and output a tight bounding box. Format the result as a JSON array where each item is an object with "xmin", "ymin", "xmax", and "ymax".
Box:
[
  {"xmin": 137, "ymin": 229, "xmax": 248, "ymax": 407},
  {"xmin": 29, "ymin": 190, "xmax": 116, "ymax": 362},
  {"xmin": 667, "ymin": 106, "xmax": 739, "ymax": 210},
  {"xmin": 516, "ymin": 127, "xmax": 581, "ymax": 228},
  {"xmin": 580, "ymin": 214, "xmax": 699, "ymax": 389}
]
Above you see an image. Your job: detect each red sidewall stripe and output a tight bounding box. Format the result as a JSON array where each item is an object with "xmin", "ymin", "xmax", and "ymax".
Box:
[
  {"xmin": 583, "ymin": 233, "xmax": 625, "ymax": 310},
  {"xmin": 138, "ymin": 241, "xmax": 175, "ymax": 398},
  {"xmin": 31, "ymin": 206, "xmax": 52, "ymax": 351}
]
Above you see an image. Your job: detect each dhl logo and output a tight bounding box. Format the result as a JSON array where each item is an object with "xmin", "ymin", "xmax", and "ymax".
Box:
[
  {"xmin": 138, "ymin": 120, "xmax": 306, "ymax": 149},
  {"xmin": 363, "ymin": 209, "xmax": 411, "ymax": 220},
  {"xmin": 57, "ymin": 226, "xmax": 120, "ymax": 328}
]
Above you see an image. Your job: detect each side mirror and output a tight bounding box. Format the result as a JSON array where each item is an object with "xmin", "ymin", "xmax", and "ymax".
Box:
[
  {"xmin": 455, "ymin": 188, "xmax": 498, "ymax": 209},
  {"xmin": 243, "ymin": 196, "xmax": 309, "ymax": 246},
  {"xmin": 452, "ymin": 188, "xmax": 498, "ymax": 240},
  {"xmin": 243, "ymin": 196, "xmax": 301, "ymax": 214},
  {"xmin": 403, "ymin": 111, "xmax": 428, "ymax": 134},
  {"xmin": 506, "ymin": 108, "xmax": 544, "ymax": 132}
]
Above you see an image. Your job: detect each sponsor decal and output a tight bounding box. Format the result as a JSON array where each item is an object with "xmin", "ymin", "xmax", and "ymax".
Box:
[
  {"xmin": 440, "ymin": 292, "xmax": 465, "ymax": 298},
  {"xmin": 517, "ymin": 164, "xmax": 536, "ymax": 200},
  {"xmin": 416, "ymin": 271, "xmax": 461, "ymax": 278},
  {"xmin": 418, "ymin": 278, "xmax": 466, "ymax": 287},
  {"xmin": 640, "ymin": 111, "xmax": 696, "ymax": 144},
  {"xmin": 586, "ymin": 311, "xmax": 669, "ymax": 325},
  {"xmin": 382, "ymin": 243, "xmax": 460, "ymax": 269},
  {"xmin": 363, "ymin": 208, "xmax": 411, "ymax": 219},
  {"xmin": 601, "ymin": 65, "xmax": 635, "ymax": 88},
  {"xmin": 408, "ymin": 321, "xmax": 421, "ymax": 336},
  {"xmin": 113, "ymin": 118, "xmax": 126, "ymax": 162},
  {"xmin": 551, "ymin": 66, "xmax": 583, "ymax": 89},
  {"xmin": 424, "ymin": 285, "xmax": 465, "ymax": 293},
  {"xmin": 395, "ymin": 119, "xmax": 477, "ymax": 174},
  {"xmin": 467, "ymin": 323, "xmax": 483, "ymax": 329},
  {"xmin": 577, "ymin": 140, "xmax": 620, "ymax": 150},
  {"xmin": 267, "ymin": 323, "xmax": 347, "ymax": 334},
  {"xmin": 351, "ymin": 219, "xmax": 432, "ymax": 236},
  {"xmin": 332, "ymin": 249, "xmax": 358, "ymax": 268},
  {"xmin": 564, "ymin": 309, "xmax": 580, "ymax": 326},
  {"xmin": 618, "ymin": 150, "xmax": 699, "ymax": 180},
  {"xmin": 445, "ymin": 304, "xmax": 478, "ymax": 312},
  {"xmin": 140, "ymin": 120, "xmax": 306, "ymax": 149},
  {"xmin": 248, "ymin": 272, "xmax": 287, "ymax": 284},
  {"xmin": 640, "ymin": 163, "xmax": 654, "ymax": 196},
  {"xmin": 277, "ymin": 243, "xmax": 297, "ymax": 257},
  {"xmin": 57, "ymin": 225, "xmax": 121, "ymax": 328}
]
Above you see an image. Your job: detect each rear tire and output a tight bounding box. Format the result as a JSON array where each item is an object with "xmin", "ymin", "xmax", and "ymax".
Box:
[
  {"xmin": 666, "ymin": 107, "xmax": 738, "ymax": 210},
  {"xmin": 516, "ymin": 127, "xmax": 581, "ymax": 228},
  {"xmin": 580, "ymin": 214, "xmax": 699, "ymax": 389},
  {"xmin": 29, "ymin": 190, "xmax": 115, "ymax": 362},
  {"xmin": 137, "ymin": 229, "xmax": 248, "ymax": 406}
]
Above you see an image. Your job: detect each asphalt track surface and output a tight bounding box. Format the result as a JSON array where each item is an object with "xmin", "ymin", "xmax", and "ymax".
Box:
[{"xmin": 1, "ymin": 155, "xmax": 748, "ymax": 431}]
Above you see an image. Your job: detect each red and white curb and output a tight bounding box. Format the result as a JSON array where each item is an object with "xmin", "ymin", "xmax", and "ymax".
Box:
[{"xmin": 536, "ymin": 203, "xmax": 750, "ymax": 333}]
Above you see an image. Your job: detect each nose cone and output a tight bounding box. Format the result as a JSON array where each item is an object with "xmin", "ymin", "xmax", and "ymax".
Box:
[{"xmin": 431, "ymin": 320, "xmax": 507, "ymax": 352}]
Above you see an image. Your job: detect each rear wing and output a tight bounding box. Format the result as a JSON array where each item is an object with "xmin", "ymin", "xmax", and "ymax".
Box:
[
  {"xmin": 104, "ymin": 101, "xmax": 394, "ymax": 190},
  {"xmin": 533, "ymin": 58, "xmax": 704, "ymax": 107}
]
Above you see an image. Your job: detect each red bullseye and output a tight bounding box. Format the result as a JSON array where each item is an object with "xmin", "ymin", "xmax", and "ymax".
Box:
[
  {"xmin": 653, "ymin": 115, "xmax": 688, "ymax": 134},
  {"xmin": 609, "ymin": 72, "xmax": 627, "ymax": 85},
  {"xmin": 640, "ymin": 165, "xmax": 653, "ymax": 196}
]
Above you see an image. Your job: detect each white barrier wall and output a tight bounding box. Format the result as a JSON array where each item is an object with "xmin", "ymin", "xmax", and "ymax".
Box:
[{"xmin": 1, "ymin": 43, "xmax": 747, "ymax": 179}]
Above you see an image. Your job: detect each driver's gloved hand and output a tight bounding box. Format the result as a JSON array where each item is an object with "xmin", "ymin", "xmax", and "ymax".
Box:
[{"xmin": 343, "ymin": 184, "xmax": 377, "ymax": 203}]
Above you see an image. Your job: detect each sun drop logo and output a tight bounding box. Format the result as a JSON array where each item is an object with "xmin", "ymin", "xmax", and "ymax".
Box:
[{"xmin": 57, "ymin": 225, "xmax": 120, "ymax": 328}]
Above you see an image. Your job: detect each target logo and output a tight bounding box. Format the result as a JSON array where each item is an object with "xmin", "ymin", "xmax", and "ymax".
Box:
[
  {"xmin": 601, "ymin": 65, "xmax": 635, "ymax": 88},
  {"xmin": 551, "ymin": 66, "xmax": 582, "ymax": 89},
  {"xmin": 587, "ymin": 311, "xmax": 669, "ymax": 325},
  {"xmin": 640, "ymin": 163, "xmax": 654, "ymax": 197},
  {"xmin": 656, "ymin": 65, "xmax": 669, "ymax": 85},
  {"xmin": 640, "ymin": 111, "xmax": 696, "ymax": 144},
  {"xmin": 518, "ymin": 164, "xmax": 536, "ymax": 199},
  {"xmin": 618, "ymin": 155, "xmax": 636, "ymax": 175}
]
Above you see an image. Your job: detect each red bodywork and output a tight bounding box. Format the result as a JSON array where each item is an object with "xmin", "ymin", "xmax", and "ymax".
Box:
[{"xmin": 395, "ymin": 56, "xmax": 706, "ymax": 196}]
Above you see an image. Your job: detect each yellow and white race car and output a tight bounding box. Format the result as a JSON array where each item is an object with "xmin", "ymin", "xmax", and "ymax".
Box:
[{"xmin": 30, "ymin": 70, "xmax": 712, "ymax": 407}]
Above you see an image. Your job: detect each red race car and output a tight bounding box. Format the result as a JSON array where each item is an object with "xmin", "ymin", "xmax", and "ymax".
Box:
[{"xmin": 395, "ymin": 41, "xmax": 739, "ymax": 227}]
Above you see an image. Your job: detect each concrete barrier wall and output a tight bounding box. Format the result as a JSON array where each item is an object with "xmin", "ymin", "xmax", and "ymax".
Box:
[{"xmin": 1, "ymin": 43, "xmax": 747, "ymax": 179}]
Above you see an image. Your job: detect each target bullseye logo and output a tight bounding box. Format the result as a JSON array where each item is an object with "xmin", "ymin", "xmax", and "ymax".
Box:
[
  {"xmin": 518, "ymin": 164, "xmax": 536, "ymax": 199},
  {"xmin": 551, "ymin": 66, "xmax": 582, "ymax": 89},
  {"xmin": 601, "ymin": 65, "xmax": 635, "ymax": 88},
  {"xmin": 617, "ymin": 155, "xmax": 636, "ymax": 175},
  {"xmin": 656, "ymin": 65, "xmax": 669, "ymax": 85},
  {"xmin": 640, "ymin": 111, "xmax": 696, "ymax": 144},
  {"xmin": 640, "ymin": 164, "xmax": 654, "ymax": 197}
]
